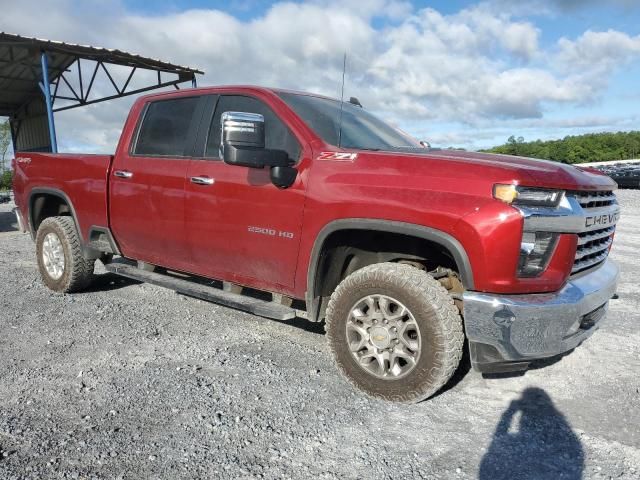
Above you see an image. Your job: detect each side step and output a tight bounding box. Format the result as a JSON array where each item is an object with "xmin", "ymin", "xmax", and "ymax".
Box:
[{"xmin": 104, "ymin": 262, "xmax": 296, "ymax": 321}]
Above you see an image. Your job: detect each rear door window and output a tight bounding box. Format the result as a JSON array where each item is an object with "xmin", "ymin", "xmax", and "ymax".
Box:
[{"xmin": 134, "ymin": 96, "xmax": 201, "ymax": 157}]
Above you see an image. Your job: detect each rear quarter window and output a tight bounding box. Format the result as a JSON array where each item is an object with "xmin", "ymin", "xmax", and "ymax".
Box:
[{"xmin": 133, "ymin": 96, "xmax": 200, "ymax": 157}]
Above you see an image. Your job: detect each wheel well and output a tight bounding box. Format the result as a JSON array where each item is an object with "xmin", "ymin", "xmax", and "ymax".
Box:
[
  {"xmin": 30, "ymin": 193, "xmax": 73, "ymax": 234},
  {"xmin": 312, "ymin": 229, "xmax": 461, "ymax": 320}
]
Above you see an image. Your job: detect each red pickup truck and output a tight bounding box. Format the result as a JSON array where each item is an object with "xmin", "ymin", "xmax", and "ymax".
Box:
[{"xmin": 12, "ymin": 86, "xmax": 620, "ymax": 403}]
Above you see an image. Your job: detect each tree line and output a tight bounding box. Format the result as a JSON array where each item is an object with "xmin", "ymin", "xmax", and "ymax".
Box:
[{"xmin": 481, "ymin": 131, "xmax": 640, "ymax": 164}]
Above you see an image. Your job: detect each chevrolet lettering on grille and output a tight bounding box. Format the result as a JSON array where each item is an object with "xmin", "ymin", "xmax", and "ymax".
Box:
[{"xmin": 585, "ymin": 211, "xmax": 620, "ymax": 229}]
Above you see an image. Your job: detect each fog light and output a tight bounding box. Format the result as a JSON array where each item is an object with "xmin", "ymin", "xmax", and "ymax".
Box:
[{"xmin": 518, "ymin": 231, "xmax": 559, "ymax": 277}]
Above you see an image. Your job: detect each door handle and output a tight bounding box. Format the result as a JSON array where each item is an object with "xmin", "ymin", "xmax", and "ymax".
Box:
[
  {"xmin": 114, "ymin": 170, "xmax": 133, "ymax": 179},
  {"xmin": 190, "ymin": 176, "xmax": 215, "ymax": 186}
]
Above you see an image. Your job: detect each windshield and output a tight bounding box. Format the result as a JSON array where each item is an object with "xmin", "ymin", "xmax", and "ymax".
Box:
[{"xmin": 278, "ymin": 92, "xmax": 423, "ymax": 152}]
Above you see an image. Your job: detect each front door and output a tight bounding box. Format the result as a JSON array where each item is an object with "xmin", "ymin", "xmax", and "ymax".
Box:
[
  {"xmin": 110, "ymin": 95, "xmax": 205, "ymax": 271},
  {"xmin": 184, "ymin": 94, "xmax": 308, "ymax": 292}
]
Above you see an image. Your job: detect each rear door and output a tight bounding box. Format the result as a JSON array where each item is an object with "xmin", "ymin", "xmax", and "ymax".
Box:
[
  {"xmin": 184, "ymin": 93, "xmax": 308, "ymax": 292},
  {"xmin": 110, "ymin": 95, "xmax": 206, "ymax": 271}
]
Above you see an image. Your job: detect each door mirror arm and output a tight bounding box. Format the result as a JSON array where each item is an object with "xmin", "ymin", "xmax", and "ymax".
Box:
[{"xmin": 270, "ymin": 165, "xmax": 297, "ymax": 189}]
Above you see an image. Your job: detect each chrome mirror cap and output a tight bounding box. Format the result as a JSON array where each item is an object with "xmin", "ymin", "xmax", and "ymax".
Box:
[{"xmin": 220, "ymin": 111, "xmax": 265, "ymax": 158}]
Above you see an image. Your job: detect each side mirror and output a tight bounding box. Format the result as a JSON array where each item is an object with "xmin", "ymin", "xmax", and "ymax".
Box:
[
  {"xmin": 221, "ymin": 111, "xmax": 298, "ymax": 188},
  {"xmin": 419, "ymin": 140, "xmax": 431, "ymax": 149},
  {"xmin": 221, "ymin": 111, "xmax": 267, "ymax": 168}
]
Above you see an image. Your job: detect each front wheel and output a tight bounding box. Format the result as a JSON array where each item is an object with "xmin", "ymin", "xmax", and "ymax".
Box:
[
  {"xmin": 36, "ymin": 216, "xmax": 95, "ymax": 293},
  {"xmin": 325, "ymin": 263, "xmax": 464, "ymax": 403}
]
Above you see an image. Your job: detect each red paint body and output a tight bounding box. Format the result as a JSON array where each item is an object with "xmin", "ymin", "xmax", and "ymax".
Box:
[{"xmin": 12, "ymin": 86, "xmax": 617, "ymax": 299}]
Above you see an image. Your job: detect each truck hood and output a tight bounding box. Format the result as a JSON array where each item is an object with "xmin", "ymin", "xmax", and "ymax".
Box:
[
  {"xmin": 355, "ymin": 149, "xmax": 616, "ymax": 192},
  {"xmin": 423, "ymin": 150, "xmax": 616, "ymax": 191}
]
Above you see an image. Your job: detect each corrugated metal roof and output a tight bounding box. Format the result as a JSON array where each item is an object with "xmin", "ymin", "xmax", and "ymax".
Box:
[{"xmin": 0, "ymin": 32, "xmax": 203, "ymax": 116}]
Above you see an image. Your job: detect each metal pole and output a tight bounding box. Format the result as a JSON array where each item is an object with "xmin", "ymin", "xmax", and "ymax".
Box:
[
  {"xmin": 38, "ymin": 51, "xmax": 58, "ymax": 153},
  {"xmin": 192, "ymin": 76, "xmax": 197, "ymax": 88}
]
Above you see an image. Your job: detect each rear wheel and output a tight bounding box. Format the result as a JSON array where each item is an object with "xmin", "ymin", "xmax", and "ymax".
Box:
[
  {"xmin": 36, "ymin": 216, "xmax": 94, "ymax": 293},
  {"xmin": 325, "ymin": 262, "xmax": 464, "ymax": 403}
]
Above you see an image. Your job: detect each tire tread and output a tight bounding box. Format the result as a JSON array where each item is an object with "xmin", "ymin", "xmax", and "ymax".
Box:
[
  {"xmin": 325, "ymin": 262, "xmax": 464, "ymax": 403},
  {"xmin": 36, "ymin": 216, "xmax": 94, "ymax": 293}
]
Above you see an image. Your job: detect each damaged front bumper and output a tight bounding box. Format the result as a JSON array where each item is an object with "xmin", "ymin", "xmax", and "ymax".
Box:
[{"xmin": 462, "ymin": 259, "xmax": 619, "ymax": 373}]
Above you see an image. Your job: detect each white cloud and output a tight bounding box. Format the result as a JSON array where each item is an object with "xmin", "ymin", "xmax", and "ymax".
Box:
[
  {"xmin": 453, "ymin": 7, "xmax": 540, "ymax": 59},
  {"xmin": 363, "ymin": 7, "xmax": 579, "ymax": 122},
  {"xmin": 313, "ymin": 0, "xmax": 413, "ymax": 21},
  {"xmin": 557, "ymin": 29, "xmax": 640, "ymax": 72}
]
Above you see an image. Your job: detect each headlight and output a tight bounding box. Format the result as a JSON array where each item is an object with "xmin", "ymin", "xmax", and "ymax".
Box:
[
  {"xmin": 518, "ymin": 231, "xmax": 559, "ymax": 277},
  {"xmin": 494, "ymin": 184, "xmax": 564, "ymax": 207}
]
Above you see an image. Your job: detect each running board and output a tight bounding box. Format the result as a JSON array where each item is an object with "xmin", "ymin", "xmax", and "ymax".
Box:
[{"xmin": 104, "ymin": 263, "xmax": 296, "ymax": 321}]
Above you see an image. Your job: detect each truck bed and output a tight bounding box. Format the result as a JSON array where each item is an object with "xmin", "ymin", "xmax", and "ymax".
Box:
[{"xmin": 13, "ymin": 152, "xmax": 113, "ymax": 241}]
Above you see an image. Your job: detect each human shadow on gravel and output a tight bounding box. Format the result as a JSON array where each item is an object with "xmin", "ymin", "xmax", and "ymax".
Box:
[{"xmin": 479, "ymin": 387, "xmax": 584, "ymax": 480}]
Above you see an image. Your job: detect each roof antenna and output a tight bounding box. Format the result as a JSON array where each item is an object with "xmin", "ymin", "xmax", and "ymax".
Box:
[{"xmin": 337, "ymin": 52, "xmax": 347, "ymax": 148}]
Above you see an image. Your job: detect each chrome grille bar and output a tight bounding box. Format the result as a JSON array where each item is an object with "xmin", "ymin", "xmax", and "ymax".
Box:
[
  {"xmin": 571, "ymin": 190, "xmax": 616, "ymax": 209},
  {"xmin": 572, "ymin": 250, "xmax": 610, "ymax": 274},
  {"xmin": 575, "ymin": 237, "xmax": 613, "ymax": 260},
  {"xmin": 577, "ymin": 226, "xmax": 615, "ymax": 246},
  {"xmin": 578, "ymin": 194, "xmax": 617, "ymax": 205}
]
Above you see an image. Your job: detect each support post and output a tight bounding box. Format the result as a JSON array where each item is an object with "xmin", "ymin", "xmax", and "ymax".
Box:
[
  {"xmin": 192, "ymin": 76, "xmax": 197, "ymax": 88},
  {"xmin": 38, "ymin": 51, "xmax": 58, "ymax": 153}
]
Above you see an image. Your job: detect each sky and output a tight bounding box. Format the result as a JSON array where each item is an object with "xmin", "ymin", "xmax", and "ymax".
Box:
[{"xmin": 1, "ymin": 0, "xmax": 639, "ymax": 152}]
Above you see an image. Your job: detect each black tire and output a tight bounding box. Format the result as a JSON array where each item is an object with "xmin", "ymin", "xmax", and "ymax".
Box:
[
  {"xmin": 325, "ymin": 262, "xmax": 464, "ymax": 403},
  {"xmin": 35, "ymin": 216, "xmax": 94, "ymax": 293}
]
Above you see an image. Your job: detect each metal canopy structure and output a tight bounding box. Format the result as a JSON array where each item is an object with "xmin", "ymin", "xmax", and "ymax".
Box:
[{"xmin": 0, "ymin": 32, "xmax": 204, "ymax": 153}]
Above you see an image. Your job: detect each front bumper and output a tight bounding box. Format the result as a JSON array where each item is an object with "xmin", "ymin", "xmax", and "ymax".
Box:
[{"xmin": 463, "ymin": 259, "xmax": 619, "ymax": 373}]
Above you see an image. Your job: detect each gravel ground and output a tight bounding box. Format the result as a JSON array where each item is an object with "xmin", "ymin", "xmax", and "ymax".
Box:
[{"xmin": 0, "ymin": 191, "xmax": 639, "ymax": 480}]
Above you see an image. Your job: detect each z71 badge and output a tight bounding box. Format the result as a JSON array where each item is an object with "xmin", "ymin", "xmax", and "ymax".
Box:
[{"xmin": 317, "ymin": 152, "xmax": 358, "ymax": 161}]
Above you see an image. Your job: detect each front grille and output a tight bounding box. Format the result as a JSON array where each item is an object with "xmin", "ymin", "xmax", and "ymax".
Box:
[
  {"xmin": 573, "ymin": 226, "xmax": 615, "ymax": 274},
  {"xmin": 570, "ymin": 190, "xmax": 616, "ymax": 209},
  {"xmin": 570, "ymin": 189, "xmax": 617, "ymax": 275}
]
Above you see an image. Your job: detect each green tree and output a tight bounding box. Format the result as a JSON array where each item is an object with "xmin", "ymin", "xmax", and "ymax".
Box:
[
  {"xmin": 481, "ymin": 131, "xmax": 640, "ymax": 164},
  {"xmin": 0, "ymin": 119, "xmax": 11, "ymax": 179},
  {"xmin": 504, "ymin": 135, "xmax": 525, "ymax": 156},
  {"xmin": 0, "ymin": 170, "xmax": 12, "ymax": 191}
]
